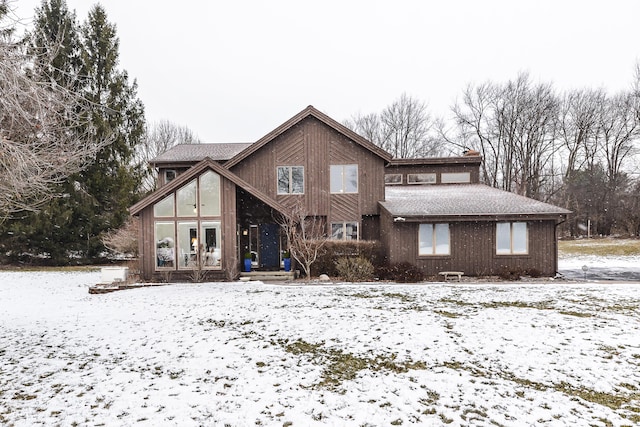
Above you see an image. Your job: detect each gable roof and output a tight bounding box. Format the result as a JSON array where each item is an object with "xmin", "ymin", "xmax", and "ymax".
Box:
[
  {"xmin": 224, "ymin": 105, "xmax": 393, "ymax": 168},
  {"xmin": 130, "ymin": 157, "xmax": 290, "ymax": 216},
  {"xmin": 149, "ymin": 143, "xmax": 252, "ymax": 166},
  {"xmin": 380, "ymin": 184, "xmax": 570, "ymax": 220}
]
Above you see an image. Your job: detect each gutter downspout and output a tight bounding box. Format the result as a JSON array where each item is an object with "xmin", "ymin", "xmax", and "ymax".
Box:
[{"xmin": 554, "ymin": 216, "xmax": 568, "ymax": 276}]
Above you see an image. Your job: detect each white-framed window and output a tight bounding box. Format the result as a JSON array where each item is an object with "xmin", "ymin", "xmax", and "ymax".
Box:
[
  {"xmin": 201, "ymin": 221, "xmax": 221, "ymax": 267},
  {"xmin": 496, "ymin": 222, "xmax": 528, "ymax": 254},
  {"xmin": 176, "ymin": 179, "xmax": 197, "ymax": 217},
  {"xmin": 152, "ymin": 170, "xmax": 224, "ymax": 271},
  {"xmin": 277, "ymin": 166, "xmax": 304, "ymax": 194},
  {"xmin": 385, "ymin": 174, "xmax": 403, "ymax": 185},
  {"xmin": 408, "ymin": 173, "xmax": 436, "ymax": 184},
  {"xmin": 199, "ymin": 171, "xmax": 221, "ymax": 216},
  {"xmin": 419, "ymin": 223, "xmax": 450, "ymax": 255},
  {"xmin": 177, "ymin": 221, "xmax": 198, "ymax": 269},
  {"xmin": 441, "ymin": 172, "xmax": 471, "ymax": 184},
  {"xmin": 330, "ymin": 165, "xmax": 358, "ymax": 193},
  {"xmin": 155, "ymin": 221, "xmax": 175, "ymax": 268},
  {"xmin": 331, "ymin": 222, "xmax": 358, "ymax": 240},
  {"xmin": 154, "ymin": 194, "xmax": 174, "ymax": 217}
]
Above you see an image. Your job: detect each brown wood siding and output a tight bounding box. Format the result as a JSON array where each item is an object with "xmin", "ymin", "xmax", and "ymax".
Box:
[
  {"xmin": 221, "ymin": 178, "xmax": 238, "ymax": 274},
  {"xmin": 138, "ymin": 207, "xmax": 155, "ymax": 281},
  {"xmin": 230, "ymin": 116, "xmax": 386, "ymax": 219},
  {"xmin": 384, "ymin": 218, "xmax": 559, "ymax": 277}
]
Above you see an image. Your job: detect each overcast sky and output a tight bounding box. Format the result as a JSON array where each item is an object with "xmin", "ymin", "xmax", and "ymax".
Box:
[{"xmin": 12, "ymin": 0, "xmax": 640, "ymax": 143}]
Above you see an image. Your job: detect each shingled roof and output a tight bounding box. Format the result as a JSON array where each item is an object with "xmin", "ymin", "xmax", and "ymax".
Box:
[
  {"xmin": 150, "ymin": 143, "xmax": 252, "ymax": 166},
  {"xmin": 380, "ymin": 184, "xmax": 570, "ymax": 219}
]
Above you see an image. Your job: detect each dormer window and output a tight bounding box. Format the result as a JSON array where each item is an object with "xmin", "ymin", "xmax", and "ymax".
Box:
[{"xmin": 165, "ymin": 169, "xmax": 177, "ymax": 183}]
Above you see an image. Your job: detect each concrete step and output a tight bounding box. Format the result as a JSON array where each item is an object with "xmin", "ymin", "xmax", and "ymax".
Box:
[{"xmin": 239, "ymin": 271, "xmax": 295, "ymax": 282}]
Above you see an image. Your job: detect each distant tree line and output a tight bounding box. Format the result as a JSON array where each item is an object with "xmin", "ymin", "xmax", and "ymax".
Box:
[{"xmin": 345, "ymin": 72, "xmax": 640, "ymax": 237}]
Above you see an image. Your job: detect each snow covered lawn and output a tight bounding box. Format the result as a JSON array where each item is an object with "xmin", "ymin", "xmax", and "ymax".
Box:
[{"xmin": 1, "ymin": 270, "xmax": 639, "ymax": 426}]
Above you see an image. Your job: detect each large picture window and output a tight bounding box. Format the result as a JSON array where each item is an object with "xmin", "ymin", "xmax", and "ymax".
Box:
[
  {"xmin": 330, "ymin": 165, "xmax": 358, "ymax": 193},
  {"xmin": 277, "ymin": 166, "xmax": 304, "ymax": 194},
  {"xmin": 419, "ymin": 223, "xmax": 450, "ymax": 255},
  {"xmin": 331, "ymin": 222, "xmax": 358, "ymax": 240},
  {"xmin": 496, "ymin": 222, "xmax": 528, "ymax": 254},
  {"xmin": 152, "ymin": 169, "xmax": 223, "ymax": 271}
]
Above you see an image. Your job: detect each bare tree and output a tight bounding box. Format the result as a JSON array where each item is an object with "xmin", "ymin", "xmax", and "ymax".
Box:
[
  {"xmin": 344, "ymin": 93, "xmax": 438, "ymax": 158},
  {"xmin": 135, "ymin": 119, "xmax": 201, "ymax": 191},
  {"xmin": 0, "ymin": 7, "xmax": 107, "ymax": 219},
  {"xmin": 380, "ymin": 93, "xmax": 438, "ymax": 158},
  {"xmin": 446, "ymin": 73, "xmax": 560, "ymax": 200},
  {"xmin": 276, "ymin": 203, "xmax": 329, "ymax": 279},
  {"xmin": 557, "ymin": 89, "xmax": 604, "ymax": 179},
  {"xmin": 343, "ymin": 112, "xmax": 381, "ymax": 145},
  {"xmin": 596, "ymin": 92, "xmax": 639, "ymax": 188}
]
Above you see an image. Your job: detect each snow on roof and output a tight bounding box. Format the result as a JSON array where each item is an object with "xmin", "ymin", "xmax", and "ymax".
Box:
[
  {"xmin": 381, "ymin": 184, "xmax": 571, "ymax": 217},
  {"xmin": 150, "ymin": 143, "xmax": 253, "ymax": 164}
]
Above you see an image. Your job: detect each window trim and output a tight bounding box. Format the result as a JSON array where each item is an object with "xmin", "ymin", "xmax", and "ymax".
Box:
[
  {"xmin": 155, "ymin": 221, "xmax": 176, "ymax": 270},
  {"xmin": 330, "ymin": 221, "xmax": 359, "ymax": 241},
  {"xmin": 407, "ymin": 173, "xmax": 436, "ymax": 185},
  {"xmin": 330, "ymin": 164, "xmax": 358, "ymax": 194},
  {"xmin": 418, "ymin": 223, "xmax": 450, "ymax": 256},
  {"xmin": 277, "ymin": 165, "xmax": 305, "ymax": 195},
  {"xmin": 441, "ymin": 172, "xmax": 471, "ymax": 184},
  {"xmin": 384, "ymin": 174, "xmax": 403, "ymax": 185},
  {"xmin": 164, "ymin": 169, "xmax": 177, "ymax": 183},
  {"xmin": 496, "ymin": 222, "xmax": 528, "ymax": 255}
]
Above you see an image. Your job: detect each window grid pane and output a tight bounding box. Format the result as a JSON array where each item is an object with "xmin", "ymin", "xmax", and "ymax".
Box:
[
  {"xmin": 345, "ymin": 165, "xmax": 358, "ymax": 193},
  {"xmin": 435, "ymin": 224, "xmax": 450, "ymax": 254},
  {"xmin": 155, "ymin": 222, "xmax": 175, "ymax": 268},
  {"xmin": 330, "ymin": 166, "xmax": 342, "ymax": 193},
  {"xmin": 291, "ymin": 167, "xmax": 304, "ymax": 194},
  {"xmin": 154, "ymin": 194, "xmax": 174, "ymax": 217},
  {"xmin": 331, "ymin": 223, "xmax": 344, "ymax": 240},
  {"xmin": 419, "ymin": 224, "xmax": 434, "ymax": 255},
  {"xmin": 512, "ymin": 222, "xmax": 528, "ymax": 254},
  {"xmin": 277, "ymin": 167, "xmax": 290, "ymax": 194},
  {"xmin": 199, "ymin": 171, "xmax": 221, "ymax": 216},
  {"xmin": 176, "ymin": 180, "xmax": 197, "ymax": 217}
]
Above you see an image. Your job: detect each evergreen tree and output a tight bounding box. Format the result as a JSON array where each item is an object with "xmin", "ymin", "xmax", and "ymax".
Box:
[
  {"xmin": 29, "ymin": 0, "xmax": 82, "ymax": 89},
  {"xmin": 75, "ymin": 4, "xmax": 145, "ymax": 258},
  {"xmin": 0, "ymin": 1, "xmax": 145, "ymax": 264}
]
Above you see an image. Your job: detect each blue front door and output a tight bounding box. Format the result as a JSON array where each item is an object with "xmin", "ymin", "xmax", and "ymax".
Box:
[{"xmin": 259, "ymin": 224, "xmax": 280, "ymax": 270}]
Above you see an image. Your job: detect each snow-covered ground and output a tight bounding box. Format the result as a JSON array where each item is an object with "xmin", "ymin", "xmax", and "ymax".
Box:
[
  {"xmin": 1, "ymin": 259, "xmax": 639, "ymax": 426},
  {"xmin": 559, "ymin": 254, "xmax": 640, "ymax": 281}
]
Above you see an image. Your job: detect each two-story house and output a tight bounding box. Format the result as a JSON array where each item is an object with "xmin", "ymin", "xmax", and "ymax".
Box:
[{"xmin": 130, "ymin": 105, "xmax": 570, "ymax": 281}]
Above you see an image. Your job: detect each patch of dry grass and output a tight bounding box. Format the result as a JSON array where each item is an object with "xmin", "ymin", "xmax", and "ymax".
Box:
[{"xmin": 559, "ymin": 238, "xmax": 640, "ymax": 257}]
